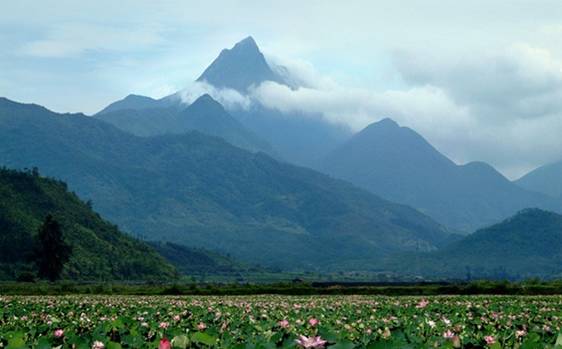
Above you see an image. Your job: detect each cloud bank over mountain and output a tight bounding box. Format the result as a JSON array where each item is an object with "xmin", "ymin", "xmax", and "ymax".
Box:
[{"xmin": 2, "ymin": 0, "xmax": 562, "ymax": 178}]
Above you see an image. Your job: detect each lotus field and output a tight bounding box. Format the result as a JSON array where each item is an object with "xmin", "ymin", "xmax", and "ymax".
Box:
[{"xmin": 1, "ymin": 295, "xmax": 561, "ymax": 349}]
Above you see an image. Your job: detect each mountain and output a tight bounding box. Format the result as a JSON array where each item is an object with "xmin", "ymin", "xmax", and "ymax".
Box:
[
  {"xmin": 96, "ymin": 94, "xmax": 171, "ymax": 115},
  {"xmin": 96, "ymin": 94, "xmax": 273, "ymax": 153},
  {"xmin": 231, "ymin": 106, "xmax": 353, "ymax": 169},
  {"xmin": 0, "ymin": 97, "xmax": 454, "ymax": 271},
  {"xmin": 386, "ymin": 209, "xmax": 562, "ymax": 279},
  {"xmin": 197, "ymin": 36, "xmax": 353, "ymax": 168},
  {"xmin": 515, "ymin": 161, "xmax": 562, "ymax": 198},
  {"xmin": 149, "ymin": 241, "xmax": 260, "ymax": 276},
  {"xmin": 0, "ymin": 166, "xmax": 176, "ymax": 281},
  {"xmin": 322, "ymin": 118, "xmax": 559, "ymax": 233},
  {"xmin": 95, "ymin": 37, "xmax": 353, "ymax": 168},
  {"xmin": 197, "ymin": 36, "xmax": 285, "ymax": 93}
]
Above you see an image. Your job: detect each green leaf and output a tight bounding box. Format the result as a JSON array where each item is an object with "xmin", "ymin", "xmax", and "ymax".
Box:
[
  {"xmin": 331, "ymin": 340, "xmax": 355, "ymax": 349},
  {"xmin": 35, "ymin": 337, "xmax": 51, "ymax": 349},
  {"xmin": 191, "ymin": 332, "xmax": 217, "ymax": 346},
  {"xmin": 172, "ymin": 335, "xmax": 189, "ymax": 349},
  {"xmin": 6, "ymin": 331, "xmax": 27, "ymax": 349},
  {"xmin": 556, "ymin": 333, "xmax": 562, "ymax": 346},
  {"xmin": 106, "ymin": 341, "xmax": 122, "ymax": 349}
]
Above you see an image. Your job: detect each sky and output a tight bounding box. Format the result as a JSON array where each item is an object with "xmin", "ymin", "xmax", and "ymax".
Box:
[{"xmin": 2, "ymin": 0, "xmax": 562, "ymax": 179}]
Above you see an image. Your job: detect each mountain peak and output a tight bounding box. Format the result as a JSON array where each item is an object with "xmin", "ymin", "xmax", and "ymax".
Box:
[
  {"xmin": 372, "ymin": 117, "xmax": 399, "ymax": 129},
  {"xmin": 190, "ymin": 93, "xmax": 220, "ymax": 107},
  {"xmin": 233, "ymin": 36, "xmax": 259, "ymax": 51},
  {"xmin": 186, "ymin": 94, "xmax": 225, "ymax": 115},
  {"xmin": 96, "ymin": 94, "xmax": 159, "ymax": 115},
  {"xmin": 196, "ymin": 36, "xmax": 283, "ymax": 92}
]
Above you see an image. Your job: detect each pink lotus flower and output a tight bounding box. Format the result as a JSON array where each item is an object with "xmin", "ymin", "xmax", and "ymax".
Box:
[
  {"xmin": 295, "ymin": 335, "xmax": 327, "ymax": 349},
  {"xmin": 416, "ymin": 299, "xmax": 429, "ymax": 309},
  {"xmin": 484, "ymin": 336, "xmax": 496, "ymax": 345},
  {"xmin": 159, "ymin": 338, "xmax": 171, "ymax": 349},
  {"xmin": 54, "ymin": 329, "xmax": 64, "ymax": 338},
  {"xmin": 159, "ymin": 322, "xmax": 169, "ymax": 329},
  {"xmin": 516, "ymin": 329, "xmax": 527, "ymax": 338},
  {"xmin": 308, "ymin": 317, "xmax": 319, "ymax": 327},
  {"xmin": 278, "ymin": 319, "xmax": 290, "ymax": 328},
  {"xmin": 173, "ymin": 315, "xmax": 181, "ymax": 322},
  {"xmin": 443, "ymin": 330, "xmax": 455, "ymax": 339},
  {"xmin": 91, "ymin": 341, "xmax": 105, "ymax": 349},
  {"xmin": 197, "ymin": 322, "xmax": 207, "ymax": 331}
]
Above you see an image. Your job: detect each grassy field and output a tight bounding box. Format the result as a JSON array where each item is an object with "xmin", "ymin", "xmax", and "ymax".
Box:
[{"xmin": 1, "ymin": 295, "xmax": 561, "ymax": 348}]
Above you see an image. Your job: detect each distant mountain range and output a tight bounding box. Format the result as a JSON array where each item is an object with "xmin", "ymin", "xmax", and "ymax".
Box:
[
  {"xmin": 515, "ymin": 160, "xmax": 562, "ymax": 198},
  {"xmin": 0, "ymin": 97, "xmax": 454, "ymax": 271},
  {"xmin": 322, "ymin": 118, "xmax": 560, "ymax": 233},
  {"xmin": 0, "ymin": 167, "xmax": 175, "ymax": 281},
  {"xmin": 386, "ymin": 208, "xmax": 562, "ymax": 279},
  {"xmin": 96, "ymin": 94, "xmax": 273, "ymax": 154},
  {"xmin": 95, "ymin": 36, "xmax": 562, "ymax": 235},
  {"xmin": 4, "ymin": 35, "xmax": 562, "ymax": 279}
]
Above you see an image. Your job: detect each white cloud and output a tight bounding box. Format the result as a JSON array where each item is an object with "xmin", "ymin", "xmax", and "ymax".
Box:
[
  {"xmin": 19, "ymin": 22, "xmax": 165, "ymax": 58},
  {"xmin": 248, "ymin": 43, "xmax": 562, "ymax": 179},
  {"xmin": 176, "ymin": 81, "xmax": 252, "ymax": 110}
]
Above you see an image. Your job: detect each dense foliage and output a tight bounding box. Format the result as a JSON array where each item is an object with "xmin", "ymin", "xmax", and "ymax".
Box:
[
  {"xmin": 34, "ymin": 215, "xmax": 72, "ymax": 281},
  {"xmin": 0, "ymin": 295, "xmax": 561, "ymax": 348},
  {"xmin": 0, "ymin": 167, "xmax": 176, "ymax": 281},
  {"xmin": 0, "ymin": 97, "xmax": 453, "ymax": 270},
  {"xmin": 149, "ymin": 241, "xmax": 262, "ymax": 276}
]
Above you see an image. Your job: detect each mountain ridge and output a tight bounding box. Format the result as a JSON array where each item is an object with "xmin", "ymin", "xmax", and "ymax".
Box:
[
  {"xmin": 0, "ymin": 167, "xmax": 176, "ymax": 281},
  {"xmin": 0, "ymin": 97, "xmax": 454, "ymax": 271},
  {"xmin": 322, "ymin": 118, "xmax": 560, "ymax": 233},
  {"xmin": 385, "ymin": 208, "xmax": 562, "ymax": 279}
]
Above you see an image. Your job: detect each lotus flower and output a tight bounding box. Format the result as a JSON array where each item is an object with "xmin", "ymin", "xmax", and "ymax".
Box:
[
  {"xmin": 443, "ymin": 330, "xmax": 455, "ymax": 339},
  {"xmin": 91, "ymin": 341, "xmax": 105, "ymax": 349},
  {"xmin": 295, "ymin": 335, "xmax": 327, "ymax": 349},
  {"xmin": 197, "ymin": 322, "xmax": 207, "ymax": 331},
  {"xmin": 484, "ymin": 335, "xmax": 496, "ymax": 345},
  {"xmin": 54, "ymin": 329, "xmax": 64, "ymax": 338},
  {"xmin": 308, "ymin": 317, "xmax": 319, "ymax": 327},
  {"xmin": 159, "ymin": 338, "xmax": 171, "ymax": 349},
  {"xmin": 416, "ymin": 299, "xmax": 429, "ymax": 308},
  {"xmin": 278, "ymin": 319, "xmax": 290, "ymax": 328}
]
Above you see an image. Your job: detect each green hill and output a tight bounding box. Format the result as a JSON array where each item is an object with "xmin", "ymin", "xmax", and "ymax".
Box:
[
  {"xmin": 0, "ymin": 97, "xmax": 454, "ymax": 271},
  {"xmin": 385, "ymin": 208, "xmax": 562, "ymax": 279},
  {"xmin": 149, "ymin": 241, "xmax": 260, "ymax": 275},
  {"xmin": 0, "ymin": 167, "xmax": 176, "ymax": 281}
]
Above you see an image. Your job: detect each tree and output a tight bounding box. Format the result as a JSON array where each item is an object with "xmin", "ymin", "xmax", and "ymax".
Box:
[{"xmin": 34, "ymin": 215, "xmax": 71, "ymax": 281}]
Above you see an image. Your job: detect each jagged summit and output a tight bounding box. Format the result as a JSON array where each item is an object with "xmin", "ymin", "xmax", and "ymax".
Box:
[
  {"xmin": 232, "ymin": 36, "xmax": 259, "ymax": 51},
  {"xmin": 196, "ymin": 36, "xmax": 284, "ymax": 92}
]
